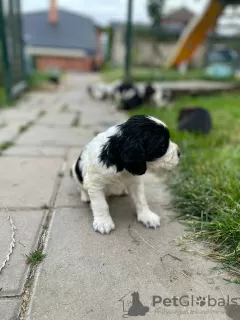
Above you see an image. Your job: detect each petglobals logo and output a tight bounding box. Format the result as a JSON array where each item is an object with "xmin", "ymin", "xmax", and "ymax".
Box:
[
  {"xmin": 119, "ymin": 291, "xmax": 240, "ymax": 319},
  {"xmin": 152, "ymin": 295, "xmax": 240, "ymax": 308}
]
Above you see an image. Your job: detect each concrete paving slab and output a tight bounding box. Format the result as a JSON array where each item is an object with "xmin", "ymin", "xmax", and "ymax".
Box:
[
  {"xmin": 55, "ymin": 148, "xmax": 83, "ymax": 207},
  {"xmin": 0, "ymin": 298, "xmax": 20, "ymax": 320},
  {"xmin": 27, "ymin": 207, "xmax": 236, "ymax": 320},
  {"xmin": 16, "ymin": 126, "xmax": 94, "ymax": 147},
  {"xmin": 1, "ymin": 109, "xmax": 38, "ymax": 122},
  {"xmin": 0, "ymin": 157, "xmax": 62, "ymax": 207},
  {"xmin": 0, "ymin": 210, "xmax": 45, "ymax": 296},
  {"xmin": 38, "ymin": 113, "xmax": 75, "ymax": 127},
  {"xmin": 54, "ymin": 174, "xmax": 87, "ymax": 208},
  {"xmin": 3, "ymin": 146, "xmax": 66, "ymax": 157},
  {"xmin": 80, "ymin": 109, "xmax": 125, "ymax": 126},
  {"xmin": 0, "ymin": 122, "xmax": 30, "ymax": 142}
]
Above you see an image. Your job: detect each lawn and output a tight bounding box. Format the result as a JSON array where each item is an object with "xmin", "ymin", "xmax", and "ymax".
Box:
[
  {"xmin": 26, "ymin": 71, "xmax": 51, "ymax": 90},
  {"xmin": 129, "ymin": 92, "xmax": 240, "ymax": 269},
  {"xmin": 102, "ymin": 67, "xmax": 239, "ymax": 83},
  {"xmin": 0, "ymin": 87, "xmax": 7, "ymax": 108}
]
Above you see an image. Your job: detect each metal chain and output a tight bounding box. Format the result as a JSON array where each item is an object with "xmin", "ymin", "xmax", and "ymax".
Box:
[{"xmin": 0, "ymin": 201, "xmax": 16, "ymax": 274}]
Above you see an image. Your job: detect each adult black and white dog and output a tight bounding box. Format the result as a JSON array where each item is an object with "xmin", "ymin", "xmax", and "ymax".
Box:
[{"xmin": 71, "ymin": 115, "xmax": 180, "ymax": 234}]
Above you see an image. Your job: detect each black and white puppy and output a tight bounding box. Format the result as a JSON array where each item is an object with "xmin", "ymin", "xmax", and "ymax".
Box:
[
  {"xmin": 115, "ymin": 83, "xmax": 156, "ymax": 110},
  {"xmin": 71, "ymin": 115, "xmax": 180, "ymax": 234},
  {"xmin": 87, "ymin": 80, "xmax": 122, "ymax": 101}
]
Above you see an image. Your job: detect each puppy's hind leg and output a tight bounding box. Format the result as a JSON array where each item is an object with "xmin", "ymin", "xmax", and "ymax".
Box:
[
  {"xmin": 105, "ymin": 182, "xmax": 128, "ymax": 197},
  {"xmin": 80, "ymin": 189, "xmax": 90, "ymax": 203}
]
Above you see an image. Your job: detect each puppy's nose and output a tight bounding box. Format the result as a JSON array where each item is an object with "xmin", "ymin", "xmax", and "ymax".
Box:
[{"xmin": 177, "ymin": 148, "xmax": 181, "ymax": 158}]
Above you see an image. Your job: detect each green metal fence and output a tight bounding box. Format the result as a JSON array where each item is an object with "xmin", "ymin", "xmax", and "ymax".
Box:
[{"xmin": 0, "ymin": 0, "xmax": 26, "ymax": 100}]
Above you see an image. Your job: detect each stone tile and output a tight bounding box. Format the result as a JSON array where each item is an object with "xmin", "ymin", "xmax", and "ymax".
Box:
[
  {"xmin": 80, "ymin": 109, "xmax": 125, "ymax": 126},
  {"xmin": 0, "ymin": 157, "xmax": 63, "ymax": 207},
  {"xmin": 55, "ymin": 174, "xmax": 87, "ymax": 208},
  {"xmin": 0, "ymin": 298, "xmax": 20, "ymax": 320},
  {"xmin": 28, "ymin": 207, "xmax": 234, "ymax": 320},
  {"xmin": 38, "ymin": 113, "xmax": 75, "ymax": 127},
  {"xmin": 16, "ymin": 126, "xmax": 93, "ymax": 147},
  {"xmin": 67, "ymin": 148, "xmax": 81, "ymax": 164},
  {"xmin": 0, "ymin": 122, "xmax": 29, "ymax": 142},
  {"xmin": 55, "ymin": 148, "xmax": 83, "ymax": 207},
  {"xmin": 3, "ymin": 146, "xmax": 66, "ymax": 157},
  {"xmin": 1, "ymin": 109, "xmax": 38, "ymax": 122},
  {"xmin": 0, "ymin": 210, "xmax": 45, "ymax": 296}
]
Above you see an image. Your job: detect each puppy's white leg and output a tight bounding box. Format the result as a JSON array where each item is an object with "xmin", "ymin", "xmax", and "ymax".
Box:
[
  {"xmin": 127, "ymin": 178, "xmax": 160, "ymax": 229},
  {"xmin": 88, "ymin": 188, "xmax": 115, "ymax": 234}
]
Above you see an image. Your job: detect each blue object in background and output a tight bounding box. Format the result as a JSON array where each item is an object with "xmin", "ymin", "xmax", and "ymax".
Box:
[{"xmin": 205, "ymin": 63, "xmax": 234, "ymax": 79}]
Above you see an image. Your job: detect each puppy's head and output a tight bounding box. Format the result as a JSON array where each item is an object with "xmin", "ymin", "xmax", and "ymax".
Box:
[
  {"xmin": 100, "ymin": 115, "xmax": 180, "ymax": 176},
  {"xmin": 121, "ymin": 115, "xmax": 180, "ymax": 174}
]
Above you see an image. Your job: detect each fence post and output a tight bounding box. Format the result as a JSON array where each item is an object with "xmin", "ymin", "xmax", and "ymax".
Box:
[
  {"xmin": 0, "ymin": 0, "xmax": 12, "ymax": 99},
  {"xmin": 124, "ymin": 0, "xmax": 133, "ymax": 82},
  {"xmin": 18, "ymin": 0, "xmax": 26, "ymax": 79}
]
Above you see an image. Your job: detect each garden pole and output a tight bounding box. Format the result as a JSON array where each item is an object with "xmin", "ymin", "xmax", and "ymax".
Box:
[
  {"xmin": 124, "ymin": 0, "xmax": 133, "ymax": 82},
  {"xmin": 0, "ymin": 0, "xmax": 11, "ymax": 99}
]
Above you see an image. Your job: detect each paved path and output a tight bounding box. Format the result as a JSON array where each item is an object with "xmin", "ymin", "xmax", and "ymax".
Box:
[{"xmin": 0, "ymin": 74, "xmax": 239, "ymax": 320}]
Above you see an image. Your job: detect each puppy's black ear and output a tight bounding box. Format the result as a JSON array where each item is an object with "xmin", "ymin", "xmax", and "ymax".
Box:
[{"xmin": 121, "ymin": 143, "xmax": 146, "ymax": 176}]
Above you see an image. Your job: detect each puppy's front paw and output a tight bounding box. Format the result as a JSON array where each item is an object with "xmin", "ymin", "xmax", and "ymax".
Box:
[
  {"xmin": 138, "ymin": 211, "xmax": 160, "ymax": 229},
  {"xmin": 93, "ymin": 216, "xmax": 115, "ymax": 234}
]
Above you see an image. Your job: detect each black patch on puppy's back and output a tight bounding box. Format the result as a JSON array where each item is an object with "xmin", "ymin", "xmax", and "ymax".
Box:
[{"xmin": 99, "ymin": 115, "xmax": 170, "ymax": 176}]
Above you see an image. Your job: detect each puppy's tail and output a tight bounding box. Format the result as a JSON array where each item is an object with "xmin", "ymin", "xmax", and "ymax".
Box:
[{"xmin": 70, "ymin": 158, "xmax": 83, "ymax": 186}]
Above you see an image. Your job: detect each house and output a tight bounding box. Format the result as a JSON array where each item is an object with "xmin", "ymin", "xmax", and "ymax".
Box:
[
  {"xmin": 162, "ymin": 7, "xmax": 195, "ymax": 26},
  {"xmin": 23, "ymin": 0, "xmax": 103, "ymax": 72},
  {"xmin": 110, "ymin": 7, "xmax": 206, "ymax": 68}
]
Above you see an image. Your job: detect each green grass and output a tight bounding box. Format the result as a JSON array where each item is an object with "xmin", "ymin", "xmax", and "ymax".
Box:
[
  {"xmin": 102, "ymin": 67, "xmax": 239, "ymax": 83},
  {"xmin": 60, "ymin": 103, "xmax": 69, "ymax": 113},
  {"xmin": 26, "ymin": 71, "xmax": 51, "ymax": 90},
  {"xmin": 18, "ymin": 121, "xmax": 34, "ymax": 134},
  {"xmin": 129, "ymin": 92, "xmax": 240, "ymax": 268},
  {"xmin": 38, "ymin": 110, "xmax": 47, "ymax": 118},
  {"xmin": 0, "ymin": 87, "xmax": 7, "ymax": 108},
  {"xmin": 26, "ymin": 249, "xmax": 46, "ymax": 265},
  {"xmin": 40, "ymin": 204, "xmax": 50, "ymax": 210},
  {"xmin": 0, "ymin": 141, "xmax": 14, "ymax": 152}
]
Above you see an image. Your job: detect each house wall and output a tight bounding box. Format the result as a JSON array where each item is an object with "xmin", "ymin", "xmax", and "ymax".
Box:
[
  {"xmin": 134, "ymin": 36, "xmax": 206, "ymax": 68},
  {"xmin": 133, "ymin": 37, "xmax": 175, "ymax": 66},
  {"xmin": 111, "ymin": 26, "xmax": 206, "ymax": 68},
  {"xmin": 111, "ymin": 28, "xmax": 125, "ymax": 67},
  {"xmin": 36, "ymin": 56, "xmax": 93, "ymax": 72}
]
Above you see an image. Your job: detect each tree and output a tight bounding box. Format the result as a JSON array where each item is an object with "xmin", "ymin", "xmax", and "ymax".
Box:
[
  {"xmin": 147, "ymin": 0, "xmax": 165, "ymax": 27},
  {"xmin": 147, "ymin": 0, "xmax": 165, "ymax": 64}
]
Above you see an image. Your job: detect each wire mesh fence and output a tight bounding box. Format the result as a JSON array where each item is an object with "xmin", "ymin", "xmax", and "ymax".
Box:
[{"xmin": 0, "ymin": 0, "xmax": 25, "ymax": 99}]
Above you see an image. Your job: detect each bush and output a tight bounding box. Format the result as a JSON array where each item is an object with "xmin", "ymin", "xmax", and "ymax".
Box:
[{"xmin": 0, "ymin": 88, "xmax": 7, "ymax": 108}]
